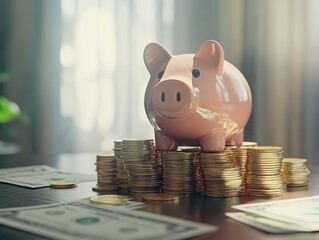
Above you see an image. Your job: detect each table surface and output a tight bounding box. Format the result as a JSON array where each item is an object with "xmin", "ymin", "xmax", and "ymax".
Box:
[{"xmin": 0, "ymin": 153, "xmax": 318, "ymax": 240}]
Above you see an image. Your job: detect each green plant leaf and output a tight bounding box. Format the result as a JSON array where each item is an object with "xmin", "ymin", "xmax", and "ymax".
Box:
[
  {"xmin": 0, "ymin": 66, "xmax": 9, "ymax": 83},
  {"xmin": 0, "ymin": 96, "xmax": 21, "ymax": 123},
  {"xmin": 0, "ymin": 71, "xmax": 9, "ymax": 83}
]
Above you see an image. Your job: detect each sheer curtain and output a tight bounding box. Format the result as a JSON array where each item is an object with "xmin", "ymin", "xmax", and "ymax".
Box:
[
  {"xmin": 4, "ymin": 0, "xmax": 319, "ymax": 163},
  {"xmin": 172, "ymin": 0, "xmax": 319, "ymax": 162},
  {"xmin": 58, "ymin": 0, "xmax": 319, "ymax": 160},
  {"xmin": 6, "ymin": 0, "xmax": 61, "ymax": 154},
  {"xmin": 58, "ymin": 0, "xmax": 174, "ymax": 153}
]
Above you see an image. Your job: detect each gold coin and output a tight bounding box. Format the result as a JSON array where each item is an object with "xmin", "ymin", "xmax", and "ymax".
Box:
[
  {"xmin": 50, "ymin": 180, "xmax": 78, "ymax": 188},
  {"xmin": 241, "ymin": 142, "xmax": 258, "ymax": 147},
  {"xmin": 247, "ymin": 146, "xmax": 283, "ymax": 151},
  {"xmin": 97, "ymin": 154, "xmax": 115, "ymax": 157},
  {"xmin": 178, "ymin": 146, "xmax": 201, "ymax": 152},
  {"xmin": 282, "ymin": 158, "xmax": 307, "ymax": 163},
  {"xmin": 90, "ymin": 195, "xmax": 128, "ymax": 205},
  {"xmin": 123, "ymin": 138, "xmax": 153, "ymax": 142},
  {"xmin": 92, "ymin": 185, "xmax": 119, "ymax": 192},
  {"xmin": 142, "ymin": 193, "xmax": 179, "ymax": 201}
]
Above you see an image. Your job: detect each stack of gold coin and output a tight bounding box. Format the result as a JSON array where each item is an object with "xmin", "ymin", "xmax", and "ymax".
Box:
[
  {"xmin": 200, "ymin": 150, "xmax": 244, "ymax": 197},
  {"xmin": 114, "ymin": 140, "xmax": 128, "ymax": 189},
  {"xmin": 246, "ymin": 146, "xmax": 284, "ymax": 197},
  {"xmin": 154, "ymin": 150, "xmax": 163, "ymax": 175},
  {"xmin": 178, "ymin": 146, "xmax": 204, "ymax": 192},
  {"xmin": 281, "ymin": 158, "xmax": 310, "ymax": 187},
  {"xmin": 225, "ymin": 142, "xmax": 258, "ymax": 191},
  {"xmin": 225, "ymin": 142, "xmax": 258, "ymax": 176},
  {"xmin": 93, "ymin": 154, "xmax": 118, "ymax": 192},
  {"xmin": 122, "ymin": 139, "xmax": 161, "ymax": 194},
  {"xmin": 161, "ymin": 150, "xmax": 202, "ymax": 194}
]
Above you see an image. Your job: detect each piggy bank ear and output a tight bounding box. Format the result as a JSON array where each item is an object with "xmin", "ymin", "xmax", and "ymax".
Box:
[
  {"xmin": 144, "ymin": 43, "xmax": 172, "ymax": 74},
  {"xmin": 194, "ymin": 40, "xmax": 224, "ymax": 75}
]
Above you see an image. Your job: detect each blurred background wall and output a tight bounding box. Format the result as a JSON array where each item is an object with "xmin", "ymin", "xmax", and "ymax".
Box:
[{"xmin": 0, "ymin": 0, "xmax": 318, "ymax": 163}]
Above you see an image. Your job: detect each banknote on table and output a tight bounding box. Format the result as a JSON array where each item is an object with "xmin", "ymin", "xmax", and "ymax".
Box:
[
  {"xmin": 0, "ymin": 199, "xmax": 217, "ymax": 240},
  {"xmin": 0, "ymin": 197, "xmax": 145, "ymax": 212},
  {"xmin": 0, "ymin": 165, "xmax": 95, "ymax": 188},
  {"xmin": 229, "ymin": 195, "xmax": 319, "ymax": 232},
  {"xmin": 225, "ymin": 212, "xmax": 307, "ymax": 233}
]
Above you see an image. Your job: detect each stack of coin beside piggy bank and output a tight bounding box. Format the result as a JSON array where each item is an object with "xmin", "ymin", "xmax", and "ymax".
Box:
[{"xmin": 143, "ymin": 40, "xmax": 252, "ymax": 152}]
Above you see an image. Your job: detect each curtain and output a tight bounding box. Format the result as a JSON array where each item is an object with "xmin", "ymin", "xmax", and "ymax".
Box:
[
  {"xmin": 58, "ymin": 0, "xmax": 174, "ymax": 153},
  {"xmin": 3, "ymin": 0, "xmax": 319, "ymax": 163},
  {"xmin": 173, "ymin": 0, "xmax": 319, "ymax": 162},
  {"xmin": 5, "ymin": 0, "xmax": 61, "ymax": 154}
]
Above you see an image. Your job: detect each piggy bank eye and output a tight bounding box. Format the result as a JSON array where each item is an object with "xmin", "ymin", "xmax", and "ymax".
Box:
[
  {"xmin": 157, "ymin": 70, "xmax": 164, "ymax": 79},
  {"xmin": 192, "ymin": 69, "xmax": 200, "ymax": 78}
]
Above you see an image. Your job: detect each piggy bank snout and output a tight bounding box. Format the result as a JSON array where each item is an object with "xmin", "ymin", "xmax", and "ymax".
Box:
[{"xmin": 151, "ymin": 80, "xmax": 193, "ymax": 118}]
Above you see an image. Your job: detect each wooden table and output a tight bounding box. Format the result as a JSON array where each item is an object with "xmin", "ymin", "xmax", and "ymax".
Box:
[{"xmin": 0, "ymin": 153, "xmax": 318, "ymax": 240}]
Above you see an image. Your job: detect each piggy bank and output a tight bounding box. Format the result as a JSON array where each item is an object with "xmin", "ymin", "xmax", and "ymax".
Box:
[{"xmin": 143, "ymin": 40, "xmax": 252, "ymax": 152}]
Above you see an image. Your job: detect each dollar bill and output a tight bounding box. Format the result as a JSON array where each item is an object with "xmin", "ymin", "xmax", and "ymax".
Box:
[
  {"xmin": 0, "ymin": 199, "xmax": 217, "ymax": 240},
  {"xmin": 0, "ymin": 165, "xmax": 95, "ymax": 188},
  {"xmin": 231, "ymin": 195, "xmax": 319, "ymax": 231},
  {"xmin": 225, "ymin": 212, "xmax": 308, "ymax": 233},
  {"xmin": 0, "ymin": 197, "xmax": 145, "ymax": 212}
]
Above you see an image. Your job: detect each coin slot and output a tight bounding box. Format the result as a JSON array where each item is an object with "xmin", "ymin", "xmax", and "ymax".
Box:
[
  {"xmin": 160, "ymin": 92, "xmax": 165, "ymax": 102},
  {"xmin": 176, "ymin": 92, "xmax": 181, "ymax": 102}
]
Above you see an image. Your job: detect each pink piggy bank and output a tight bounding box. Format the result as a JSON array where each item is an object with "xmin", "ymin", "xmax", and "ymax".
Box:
[{"xmin": 143, "ymin": 40, "xmax": 252, "ymax": 152}]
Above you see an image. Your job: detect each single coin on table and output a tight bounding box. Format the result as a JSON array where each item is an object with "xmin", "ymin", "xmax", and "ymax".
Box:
[
  {"xmin": 142, "ymin": 193, "xmax": 180, "ymax": 202},
  {"xmin": 90, "ymin": 195, "xmax": 129, "ymax": 205},
  {"xmin": 50, "ymin": 180, "xmax": 78, "ymax": 188}
]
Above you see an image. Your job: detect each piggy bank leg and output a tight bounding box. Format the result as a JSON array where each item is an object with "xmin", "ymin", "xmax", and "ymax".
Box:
[
  {"xmin": 199, "ymin": 129, "xmax": 227, "ymax": 152},
  {"xmin": 233, "ymin": 130, "xmax": 244, "ymax": 146},
  {"xmin": 225, "ymin": 130, "xmax": 244, "ymax": 146},
  {"xmin": 154, "ymin": 131, "xmax": 178, "ymax": 151}
]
